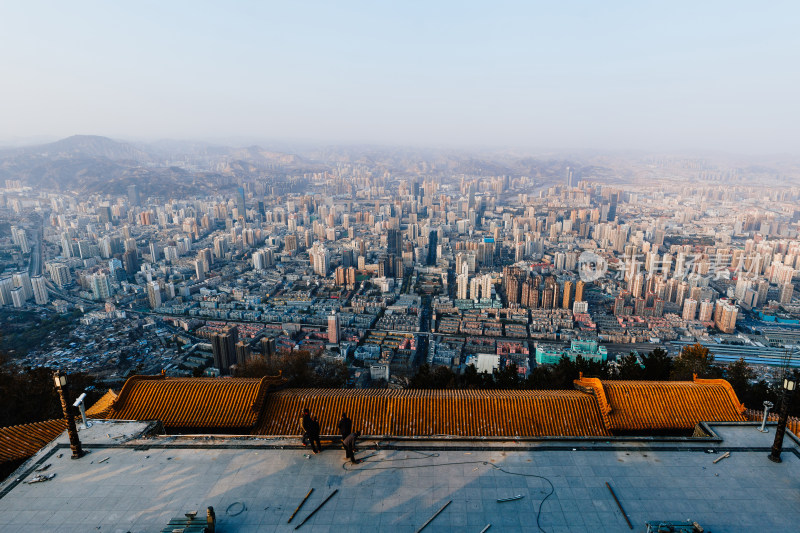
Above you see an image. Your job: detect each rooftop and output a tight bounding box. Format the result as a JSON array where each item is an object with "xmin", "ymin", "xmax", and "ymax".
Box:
[{"xmin": 0, "ymin": 421, "xmax": 798, "ymax": 532}]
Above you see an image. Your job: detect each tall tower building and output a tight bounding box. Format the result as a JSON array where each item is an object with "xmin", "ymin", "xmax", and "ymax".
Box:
[
  {"xmin": 211, "ymin": 325, "xmax": 238, "ymax": 375},
  {"xmin": 128, "ymin": 184, "xmax": 140, "ymax": 206},
  {"xmin": 575, "ymin": 280, "xmax": 585, "ymax": 302},
  {"xmin": 12, "ymin": 272, "xmax": 33, "ymax": 301},
  {"xmin": 236, "ymin": 187, "xmax": 246, "ymax": 219},
  {"xmin": 426, "ymin": 230, "xmax": 438, "ymax": 266},
  {"xmin": 147, "ymin": 281, "xmax": 161, "ymax": 309},
  {"xmin": 31, "ymin": 276, "xmax": 48, "ymax": 305},
  {"xmin": 235, "ymin": 341, "xmax": 251, "ymax": 367},
  {"xmin": 328, "ymin": 313, "xmax": 341, "ymax": 344},
  {"xmin": 562, "ymin": 281, "xmax": 573, "ymax": 309},
  {"xmin": 682, "ymin": 298, "xmax": 698, "ymax": 321}
]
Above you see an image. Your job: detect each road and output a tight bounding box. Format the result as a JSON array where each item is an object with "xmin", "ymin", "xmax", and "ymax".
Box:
[{"xmin": 27, "ymin": 219, "xmax": 44, "ymax": 277}]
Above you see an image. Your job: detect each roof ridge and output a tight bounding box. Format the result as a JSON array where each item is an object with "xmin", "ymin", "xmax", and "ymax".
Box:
[
  {"xmin": 574, "ymin": 374, "xmax": 613, "ymax": 430},
  {"xmin": 693, "ymin": 376, "xmax": 746, "ymax": 414},
  {"xmin": 111, "ymin": 374, "xmax": 165, "ymax": 410}
]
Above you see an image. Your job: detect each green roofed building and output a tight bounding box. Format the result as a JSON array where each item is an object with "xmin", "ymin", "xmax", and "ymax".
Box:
[{"xmin": 535, "ymin": 339, "xmax": 608, "ymax": 365}]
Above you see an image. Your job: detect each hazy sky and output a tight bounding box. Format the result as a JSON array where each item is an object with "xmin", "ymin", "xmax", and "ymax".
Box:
[{"xmin": 1, "ymin": 1, "xmax": 799, "ymax": 153}]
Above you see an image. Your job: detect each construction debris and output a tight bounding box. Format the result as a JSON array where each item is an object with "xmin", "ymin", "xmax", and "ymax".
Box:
[
  {"xmin": 26, "ymin": 473, "xmax": 56, "ymax": 484},
  {"xmin": 712, "ymin": 452, "xmax": 730, "ymax": 464},
  {"xmin": 496, "ymin": 494, "xmax": 524, "ymax": 503},
  {"xmin": 35, "ymin": 464, "xmax": 51, "ymax": 472},
  {"xmin": 98, "ymin": 457, "xmax": 110, "ymax": 464}
]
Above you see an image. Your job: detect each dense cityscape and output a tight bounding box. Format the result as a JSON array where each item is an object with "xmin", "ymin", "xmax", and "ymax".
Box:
[{"xmin": 2, "ymin": 137, "xmax": 798, "ymax": 393}]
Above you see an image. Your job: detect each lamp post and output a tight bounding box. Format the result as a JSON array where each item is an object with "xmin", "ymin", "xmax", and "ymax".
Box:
[
  {"xmin": 53, "ymin": 371, "xmax": 85, "ymax": 459},
  {"xmin": 768, "ymin": 376, "xmax": 796, "ymax": 463}
]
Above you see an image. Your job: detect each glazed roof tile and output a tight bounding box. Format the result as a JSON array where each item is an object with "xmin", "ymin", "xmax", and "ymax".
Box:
[
  {"xmin": 575, "ymin": 377, "xmax": 747, "ymax": 431},
  {"xmin": 85, "ymin": 389, "xmax": 118, "ymax": 417},
  {"xmin": 0, "ymin": 419, "xmax": 66, "ymax": 463},
  {"xmin": 255, "ymin": 388, "xmax": 611, "ymax": 437},
  {"xmin": 98, "ymin": 374, "xmax": 284, "ymax": 428}
]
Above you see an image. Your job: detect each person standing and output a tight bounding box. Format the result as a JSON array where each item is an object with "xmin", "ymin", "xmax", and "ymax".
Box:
[
  {"xmin": 300, "ymin": 408, "xmax": 312, "ymax": 448},
  {"xmin": 337, "ymin": 412, "xmax": 352, "ymax": 440},
  {"xmin": 342, "ymin": 430, "xmax": 361, "ymax": 464},
  {"xmin": 307, "ymin": 414, "xmax": 322, "ymax": 454}
]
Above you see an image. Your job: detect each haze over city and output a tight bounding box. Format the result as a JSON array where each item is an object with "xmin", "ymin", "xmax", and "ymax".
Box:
[{"xmin": 2, "ymin": 1, "xmax": 800, "ymax": 153}]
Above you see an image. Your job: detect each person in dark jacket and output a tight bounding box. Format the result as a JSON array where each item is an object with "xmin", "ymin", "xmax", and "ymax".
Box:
[
  {"xmin": 301, "ymin": 408, "xmax": 312, "ymax": 448},
  {"xmin": 337, "ymin": 412, "xmax": 352, "ymax": 440},
  {"xmin": 342, "ymin": 430, "xmax": 361, "ymax": 464},
  {"xmin": 307, "ymin": 415, "xmax": 322, "ymax": 454}
]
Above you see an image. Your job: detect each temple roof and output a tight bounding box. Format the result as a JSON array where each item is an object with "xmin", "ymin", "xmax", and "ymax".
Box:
[
  {"xmin": 574, "ymin": 376, "xmax": 747, "ymax": 431},
  {"xmin": 0, "ymin": 374, "xmax": 754, "ymax": 468},
  {"xmin": 0, "ymin": 419, "xmax": 67, "ymax": 463},
  {"xmin": 95, "ymin": 374, "xmax": 285, "ymax": 429},
  {"xmin": 256, "ymin": 388, "xmax": 610, "ymax": 437}
]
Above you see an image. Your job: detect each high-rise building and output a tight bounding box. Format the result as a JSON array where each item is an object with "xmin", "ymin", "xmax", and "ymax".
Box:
[
  {"xmin": 91, "ymin": 273, "xmax": 112, "ymax": 301},
  {"xmin": 10, "ymin": 287, "xmax": 24, "ymax": 308},
  {"xmin": 575, "ymin": 280, "xmax": 585, "ymax": 302},
  {"xmin": 310, "ymin": 243, "xmax": 330, "ymax": 276},
  {"xmin": 387, "ymin": 229, "xmax": 402, "ymax": 256},
  {"xmin": 48, "ymin": 263, "xmax": 72, "ymax": 287},
  {"xmin": 682, "ymin": 298, "xmax": 698, "ymax": 321},
  {"xmin": 260, "ymin": 336, "xmax": 276, "ymax": 359},
  {"xmin": 698, "ymin": 299, "xmax": 714, "ymax": 322},
  {"xmin": 714, "ymin": 300, "xmax": 738, "ymax": 334},
  {"xmin": 328, "ymin": 313, "xmax": 341, "ymax": 344},
  {"xmin": 12, "ymin": 272, "xmax": 32, "ymax": 301},
  {"xmin": 147, "ymin": 281, "xmax": 161, "ymax": 309},
  {"xmin": 780, "ymin": 283, "xmax": 794, "ymax": 304},
  {"xmin": 284, "ymin": 234, "xmax": 298, "ymax": 254},
  {"xmin": 456, "ymin": 273, "xmax": 469, "ymax": 300},
  {"xmin": 236, "ymin": 187, "xmax": 246, "ymax": 220},
  {"xmin": 235, "ymin": 340, "xmax": 251, "ymax": 367},
  {"xmin": 128, "ymin": 184, "xmax": 140, "ymax": 206},
  {"xmin": 562, "ymin": 281, "xmax": 573, "ymax": 309},
  {"xmin": 31, "ymin": 276, "xmax": 48, "ymax": 305},
  {"xmin": 426, "ymin": 230, "xmax": 438, "ymax": 266},
  {"xmin": 211, "ymin": 325, "xmax": 238, "ymax": 375},
  {"xmin": 0, "ymin": 277, "xmax": 14, "ymax": 306}
]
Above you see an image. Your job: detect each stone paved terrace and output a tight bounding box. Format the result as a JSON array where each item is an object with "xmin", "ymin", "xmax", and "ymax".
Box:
[{"xmin": 0, "ymin": 421, "xmax": 798, "ymax": 532}]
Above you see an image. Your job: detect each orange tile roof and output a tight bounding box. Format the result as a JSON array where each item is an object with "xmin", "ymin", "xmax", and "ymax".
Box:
[
  {"xmin": 575, "ymin": 377, "xmax": 747, "ymax": 431},
  {"xmin": 0, "ymin": 419, "xmax": 66, "ymax": 463},
  {"xmin": 255, "ymin": 389, "xmax": 611, "ymax": 437},
  {"xmin": 85, "ymin": 389, "xmax": 118, "ymax": 417},
  {"xmin": 97, "ymin": 374, "xmax": 285, "ymax": 429}
]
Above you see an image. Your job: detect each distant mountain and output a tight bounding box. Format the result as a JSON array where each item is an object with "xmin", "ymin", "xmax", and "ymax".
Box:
[
  {"xmin": 0, "ymin": 135, "xmax": 316, "ymax": 195},
  {"xmin": 0, "ymin": 135, "xmax": 152, "ymax": 162}
]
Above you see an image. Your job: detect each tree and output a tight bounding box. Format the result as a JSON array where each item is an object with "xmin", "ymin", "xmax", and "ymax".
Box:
[
  {"xmin": 462, "ymin": 364, "xmax": 482, "ymax": 389},
  {"xmin": 408, "ymin": 363, "xmax": 434, "ymax": 389},
  {"xmin": 671, "ymin": 343, "xmax": 714, "ymax": 380},
  {"xmin": 725, "ymin": 357, "xmax": 755, "ymax": 401},
  {"xmin": 494, "ymin": 363, "xmax": 520, "ymax": 390},
  {"xmin": 617, "ymin": 352, "xmax": 644, "ymax": 380},
  {"xmin": 642, "ymin": 347, "xmax": 673, "ymax": 380}
]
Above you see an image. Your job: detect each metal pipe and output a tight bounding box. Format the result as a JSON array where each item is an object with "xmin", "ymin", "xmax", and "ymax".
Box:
[
  {"xmin": 415, "ymin": 500, "xmax": 451, "ymax": 533},
  {"xmin": 758, "ymin": 401, "xmax": 773, "ymax": 433},
  {"xmin": 606, "ymin": 482, "xmax": 633, "ymax": 530},
  {"xmin": 294, "ymin": 489, "xmax": 337, "ymax": 530},
  {"xmin": 288, "ymin": 488, "xmax": 314, "ymax": 524}
]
